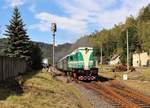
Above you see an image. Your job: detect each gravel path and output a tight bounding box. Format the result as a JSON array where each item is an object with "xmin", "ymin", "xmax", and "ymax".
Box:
[{"xmin": 73, "ymin": 82, "xmax": 114, "ymax": 108}]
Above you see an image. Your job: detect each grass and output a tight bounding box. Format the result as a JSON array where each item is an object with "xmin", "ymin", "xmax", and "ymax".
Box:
[
  {"xmin": 123, "ymin": 68, "xmax": 150, "ymax": 96},
  {"xmin": 99, "ymin": 65, "xmax": 150, "ymax": 80},
  {"xmin": 122, "ymin": 80, "xmax": 150, "ymax": 96},
  {"xmin": 0, "ymin": 70, "xmax": 83, "ymax": 108},
  {"xmin": 138, "ymin": 68, "xmax": 150, "ymax": 81},
  {"xmin": 99, "ymin": 67, "xmax": 150, "ymax": 96}
]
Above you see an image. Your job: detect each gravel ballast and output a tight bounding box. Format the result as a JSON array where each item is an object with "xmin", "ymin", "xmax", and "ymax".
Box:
[{"xmin": 73, "ymin": 82, "xmax": 114, "ymax": 108}]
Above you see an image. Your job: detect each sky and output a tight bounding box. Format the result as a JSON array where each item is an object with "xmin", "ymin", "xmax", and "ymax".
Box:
[{"xmin": 0, "ymin": 0, "xmax": 150, "ymax": 44}]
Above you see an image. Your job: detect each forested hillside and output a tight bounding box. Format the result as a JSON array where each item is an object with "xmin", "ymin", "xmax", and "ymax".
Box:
[
  {"xmin": 74, "ymin": 4, "xmax": 150, "ymax": 65},
  {"xmin": 34, "ymin": 41, "xmax": 72, "ymax": 62}
]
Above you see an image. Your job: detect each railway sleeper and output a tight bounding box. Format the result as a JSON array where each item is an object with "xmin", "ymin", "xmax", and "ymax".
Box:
[
  {"xmin": 110, "ymin": 83, "xmax": 150, "ymax": 105},
  {"xmin": 82, "ymin": 83, "xmax": 140, "ymax": 108}
]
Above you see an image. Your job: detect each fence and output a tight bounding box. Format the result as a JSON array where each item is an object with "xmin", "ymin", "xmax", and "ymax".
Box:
[{"xmin": 0, "ymin": 56, "xmax": 27, "ymax": 81}]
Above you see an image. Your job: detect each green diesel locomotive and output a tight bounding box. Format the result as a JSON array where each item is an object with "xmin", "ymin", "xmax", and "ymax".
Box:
[{"xmin": 56, "ymin": 47, "xmax": 98, "ymax": 80}]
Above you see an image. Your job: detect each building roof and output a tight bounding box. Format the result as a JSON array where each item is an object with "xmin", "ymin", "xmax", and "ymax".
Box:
[{"xmin": 110, "ymin": 54, "xmax": 119, "ymax": 61}]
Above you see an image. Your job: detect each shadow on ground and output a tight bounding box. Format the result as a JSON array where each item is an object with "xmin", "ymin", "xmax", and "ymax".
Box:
[
  {"xmin": 98, "ymin": 75, "xmax": 114, "ymax": 82},
  {"xmin": 0, "ymin": 70, "xmax": 40, "ymax": 100},
  {"xmin": 80, "ymin": 75, "xmax": 114, "ymax": 83}
]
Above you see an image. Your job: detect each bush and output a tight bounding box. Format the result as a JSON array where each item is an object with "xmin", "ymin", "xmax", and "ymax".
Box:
[
  {"xmin": 30, "ymin": 43, "xmax": 43, "ymax": 70},
  {"xmin": 112, "ymin": 65, "xmax": 135, "ymax": 72}
]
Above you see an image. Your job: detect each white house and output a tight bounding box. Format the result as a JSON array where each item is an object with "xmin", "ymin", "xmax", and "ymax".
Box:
[
  {"xmin": 133, "ymin": 52, "xmax": 150, "ymax": 67},
  {"xmin": 109, "ymin": 55, "xmax": 121, "ymax": 65}
]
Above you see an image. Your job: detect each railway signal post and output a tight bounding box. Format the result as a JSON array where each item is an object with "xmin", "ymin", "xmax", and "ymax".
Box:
[{"xmin": 51, "ymin": 23, "xmax": 57, "ymax": 68}]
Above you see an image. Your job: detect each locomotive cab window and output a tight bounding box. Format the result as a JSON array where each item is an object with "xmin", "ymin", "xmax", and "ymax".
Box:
[
  {"xmin": 70, "ymin": 56, "xmax": 73, "ymax": 61},
  {"xmin": 75, "ymin": 53, "xmax": 78, "ymax": 60}
]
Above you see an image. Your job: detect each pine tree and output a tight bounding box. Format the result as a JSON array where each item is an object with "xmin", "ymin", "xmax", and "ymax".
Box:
[{"xmin": 4, "ymin": 7, "xmax": 32, "ymax": 63}]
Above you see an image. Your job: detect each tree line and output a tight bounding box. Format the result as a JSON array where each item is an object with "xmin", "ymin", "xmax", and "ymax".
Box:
[
  {"xmin": 86, "ymin": 4, "xmax": 150, "ymax": 65},
  {"xmin": 2, "ymin": 4, "xmax": 150, "ymax": 67}
]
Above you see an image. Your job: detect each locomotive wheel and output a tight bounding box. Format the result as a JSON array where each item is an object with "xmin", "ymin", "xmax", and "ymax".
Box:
[
  {"xmin": 66, "ymin": 71, "xmax": 71, "ymax": 82},
  {"xmin": 73, "ymin": 72, "xmax": 76, "ymax": 78},
  {"xmin": 73, "ymin": 72, "xmax": 78, "ymax": 80}
]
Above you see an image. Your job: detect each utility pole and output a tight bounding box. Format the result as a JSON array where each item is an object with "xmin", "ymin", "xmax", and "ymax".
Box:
[
  {"xmin": 123, "ymin": 29, "xmax": 129, "ymax": 80},
  {"xmin": 51, "ymin": 23, "xmax": 57, "ymax": 68},
  {"xmin": 126, "ymin": 30, "xmax": 129, "ymax": 72},
  {"xmin": 100, "ymin": 44, "xmax": 103, "ymax": 72},
  {"xmin": 149, "ymin": 49, "xmax": 150, "ymax": 67},
  {"xmin": 100, "ymin": 44, "xmax": 103, "ymax": 65}
]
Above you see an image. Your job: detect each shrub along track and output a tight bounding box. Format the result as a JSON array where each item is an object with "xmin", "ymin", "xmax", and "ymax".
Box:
[{"xmin": 79, "ymin": 80, "xmax": 150, "ymax": 108}]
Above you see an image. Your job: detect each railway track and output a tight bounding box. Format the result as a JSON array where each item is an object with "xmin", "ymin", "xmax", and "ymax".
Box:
[
  {"xmin": 52, "ymin": 68, "xmax": 150, "ymax": 108},
  {"xmin": 79, "ymin": 81, "xmax": 150, "ymax": 108},
  {"xmin": 109, "ymin": 80, "xmax": 150, "ymax": 108}
]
